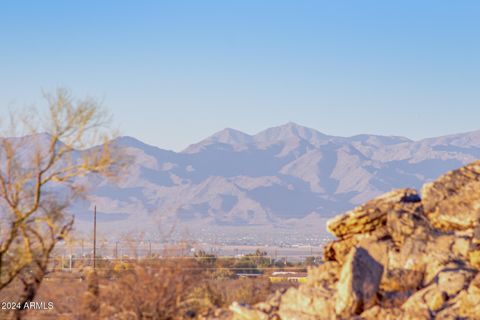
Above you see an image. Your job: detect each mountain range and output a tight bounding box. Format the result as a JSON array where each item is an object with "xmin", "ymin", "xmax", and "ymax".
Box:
[{"xmin": 68, "ymin": 122, "xmax": 480, "ymax": 237}]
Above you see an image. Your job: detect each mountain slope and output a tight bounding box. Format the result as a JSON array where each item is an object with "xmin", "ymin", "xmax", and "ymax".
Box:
[{"xmin": 66, "ymin": 124, "xmax": 480, "ymax": 235}]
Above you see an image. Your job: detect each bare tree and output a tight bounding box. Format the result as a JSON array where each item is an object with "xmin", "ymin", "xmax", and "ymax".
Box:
[{"xmin": 0, "ymin": 88, "xmax": 120, "ymax": 317}]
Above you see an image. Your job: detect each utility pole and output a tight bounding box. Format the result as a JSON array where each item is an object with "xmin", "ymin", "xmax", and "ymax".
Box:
[
  {"xmin": 69, "ymin": 243, "xmax": 73, "ymax": 272},
  {"xmin": 93, "ymin": 205, "xmax": 97, "ymax": 270}
]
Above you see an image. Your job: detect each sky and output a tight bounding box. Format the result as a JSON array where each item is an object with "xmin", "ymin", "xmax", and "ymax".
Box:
[{"xmin": 1, "ymin": 1, "xmax": 480, "ymax": 151}]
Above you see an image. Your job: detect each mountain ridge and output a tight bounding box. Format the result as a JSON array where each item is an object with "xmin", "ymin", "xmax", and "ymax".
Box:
[{"xmin": 11, "ymin": 123, "xmax": 479, "ymax": 237}]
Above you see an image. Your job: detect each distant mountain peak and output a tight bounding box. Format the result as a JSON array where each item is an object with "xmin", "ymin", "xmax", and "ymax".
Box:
[
  {"xmin": 269, "ymin": 121, "xmax": 318, "ymax": 131},
  {"xmin": 182, "ymin": 123, "xmax": 335, "ymax": 154},
  {"xmin": 280, "ymin": 121, "xmax": 304, "ymax": 128},
  {"xmin": 254, "ymin": 122, "xmax": 330, "ymax": 147},
  {"xmin": 182, "ymin": 127, "xmax": 253, "ymax": 153},
  {"xmin": 113, "ymin": 136, "xmax": 157, "ymax": 149},
  {"xmin": 211, "ymin": 127, "xmax": 252, "ymax": 141}
]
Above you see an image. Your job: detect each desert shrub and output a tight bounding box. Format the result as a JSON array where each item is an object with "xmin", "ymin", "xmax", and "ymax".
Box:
[
  {"xmin": 232, "ymin": 260, "xmax": 262, "ymax": 274},
  {"xmin": 192, "ymin": 277, "xmax": 272, "ymax": 309},
  {"xmin": 5, "ymin": 255, "xmax": 297, "ymax": 319},
  {"xmin": 207, "ymin": 268, "xmax": 237, "ymax": 280},
  {"xmin": 73, "ymin": 257, "xmax": 275, "ymax": 319},
  {"xmin": 194, "ymin": 250, "xmax": 217, "ymax": 268},
  {"xmin": 80, "ymin": 258, "xmax": 202, "ymax": 319}
]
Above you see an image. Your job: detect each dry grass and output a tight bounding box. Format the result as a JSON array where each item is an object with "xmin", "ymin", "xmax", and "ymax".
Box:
[{"xmin": 0, "ymin": 257, "xmax": 295, "ymax": 319}]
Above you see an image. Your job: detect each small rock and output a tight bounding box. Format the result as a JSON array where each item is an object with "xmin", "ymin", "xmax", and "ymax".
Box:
[{"xmin": 278, "ymin": 286, "xmax": 336, "ymax": 320}]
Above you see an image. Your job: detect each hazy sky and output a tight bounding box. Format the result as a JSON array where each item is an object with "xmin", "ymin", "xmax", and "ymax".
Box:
[{"xmin": 1, "ymin": 1, "xmax": 479, "ymax": 151}]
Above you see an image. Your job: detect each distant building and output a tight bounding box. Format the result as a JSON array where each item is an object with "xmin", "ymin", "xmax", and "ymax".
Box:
[{"xmin": 269, "ymin": 272, "xmax": 307, "ymax": 283}]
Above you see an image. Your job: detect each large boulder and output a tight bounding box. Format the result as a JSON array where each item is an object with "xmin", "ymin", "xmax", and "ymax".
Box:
[
  {"xmin": 327, "ymin": 189, "xmax": 421, "ymax": 238},
  {"xmin": 335, "ymin": 247, "xmax": 384, "ymax": 317},
  {"xmin": 278, "ymin": 286, "xmax": 336, "ymax": 320},
  {"xmin": 422, "ymin": 160, "xmax": 480, "ymax": 231}
]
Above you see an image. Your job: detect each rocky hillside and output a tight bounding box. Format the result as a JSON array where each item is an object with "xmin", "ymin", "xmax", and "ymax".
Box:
[{"xmin": 229, "ymin": 160, "xmax": 480, "ymax": 319}]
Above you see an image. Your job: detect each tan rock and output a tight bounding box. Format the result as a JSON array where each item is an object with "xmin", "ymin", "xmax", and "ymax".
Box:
[
  {"xmin": 422, "ymin": 237, "xmax": 474, "ymax": 284},
  {"xmin": 436, "ymin": 266, "xmax": 477, "ymax": 298},
  {"xmin": 262, "ymin": 289, "xmax": 284, "ymax": 310},
  {"xmin": 380, "ymin": 268, "xmax": 423, "ymax": 293},
  {"xmin": 426, "ymin": 289, "xmax": 447, "ymax": 312},
  {"xmin": 474, "ymin": 224, "xmax": 480, "ymax": 244},
  {"xmin": 434, "ymin": 290, "xmax": 467, "ymax": 320},
  {"xmin": 359, "ymin": 305, "xmax": 429, "ymax": 320},
  {"xmin": 392, "ymin": 234, "xmax": 472, "ymax": 286},
  {"xmin": 462, "ymin": 273, "xmax": 480, "ymax": 313},
  {"xmin": 422, "ymin": 160, "xmax": 480, "ymax": 231},
  {"xmin": 435, "ymin": 273, "xmax": 480, "ymax": 319},
  {"xmin": 356, "ymin": 237, "xmax": 391, "ymax": 267},
  {"xmin": 323, "ymin": 237, "xmax": 358, "ymax": 263},
  {"xmin": 254, "ymin": 302, "xmax": 273, "ymax": 314},
  {"xmin": 394, "ymin": 236, "xmax": 428, "ymax": 272},
  {"xmin": 230, "ymin": 302, "xmax": 269, "ymax": 320},
  {"xmin": 324, "ymin": 228, "xmax": 390, "ymax": 264},
  {"xmin": 451, "ymin": 235, "xmax": 471, "ymax": 257},
  {"xmin": 277, "ymin": 310, "xmax": 324, "ymax": 320},
  {"xmin": 385, "ymin": 202, "xmax": 430, "ymax": 246},
  {"xmin": 350, "ymin": 237, "xmax": 425, "ymax": 302},
  {"xmin": 401, "ymin": 285, "xmax": 437, "ymax": 317},
  {"xmin": 327, "ymin": 189, "xmax": 421, "ymax": 238},
  {"xmin": 306, "ymin": 261, "xmax": 340, "ymax": 289},
  {"xmin": 401, "ymin": 266, "xmax": 476, "ymax": 317},
  {"xmin": 335, "ymin": 247, "xmax": 384, "ymax": 317},
  {"xmin": 469, "ymin": 249, "xmax": 480, "ymax": 268},
  {"xmin": 252, "ymin": 289, "xmax": 284, "ymax": 317},
  {"xmin": 278, "ymin": 286, "xmax": 336, "ymax": 320}
]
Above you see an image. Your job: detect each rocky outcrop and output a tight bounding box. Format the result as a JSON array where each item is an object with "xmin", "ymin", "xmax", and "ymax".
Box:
[
  {"xmin": 327, "ymin": 188, "xmax": 422, "ymax": 238},
  {"xmin": 422, "ymin": 161, "xmax": 480, "ymax": 232},
  {"xmin": 229, "ymin": 160, "xmax": 480, "ymax": 319}
]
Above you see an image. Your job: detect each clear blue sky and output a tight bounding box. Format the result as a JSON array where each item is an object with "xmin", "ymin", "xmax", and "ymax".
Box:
[{"xmin": 1, "ymin": 1, "xmax": 479, "ymax": 150}]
